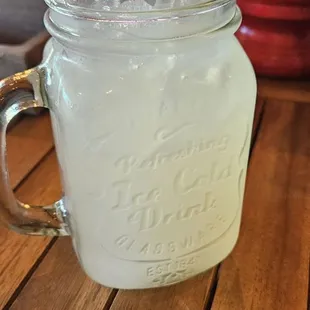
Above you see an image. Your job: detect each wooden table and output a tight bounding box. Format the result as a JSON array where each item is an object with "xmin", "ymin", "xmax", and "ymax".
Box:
[{"xmin": 1, "ymin": 79, "xmax": 310, "ymax": 310}]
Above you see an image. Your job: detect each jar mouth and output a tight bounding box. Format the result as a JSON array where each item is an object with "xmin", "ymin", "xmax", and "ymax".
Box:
[
  {"xmin": 44, "ymin": 0, "xmax": 239, "ymax": 49},
  {"xmin": 45, "ymin": 0, "xmax": 233, "ymax": 18}
]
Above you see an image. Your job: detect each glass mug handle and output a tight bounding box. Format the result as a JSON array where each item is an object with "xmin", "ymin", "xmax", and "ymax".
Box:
[{"xmin": 0, "ymin": 67, "xmax": 68, "ymax": 236}]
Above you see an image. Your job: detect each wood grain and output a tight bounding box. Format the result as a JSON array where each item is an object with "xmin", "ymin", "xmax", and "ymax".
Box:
[
  {"xmin": 211, "ymin": 100, "xmax": 310, "ymax": 310},
  {"xmin": 10, "ymin": 152, "xmax": 114, "ymax": 310},
  {"xmin": 7, "ymin": 113, "xmax": 53, "ymax": 187},
  {"xmin": 0, "ymin": 113, "xmax": 54, "ymax": 308},
  {"xmin": 110, "ymin": 270, "xmax": 217, "ymax": 310},
  {"xmin": 258, "ymin": 78, "xmax": 310, "ymax": 104}
]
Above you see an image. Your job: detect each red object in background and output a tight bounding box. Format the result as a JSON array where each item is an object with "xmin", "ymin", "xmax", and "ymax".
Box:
[{"xmin": 237, "ymin": 0, "xmax": 310, "ymax": 78}]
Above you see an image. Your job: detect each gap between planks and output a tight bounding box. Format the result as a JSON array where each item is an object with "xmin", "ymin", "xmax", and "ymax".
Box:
[
  {"xmin": 3, "ymin": 239, "xmax": 57, "ymax": 310},
  {"xmin": 0, "ymin": 113, "xmax": 55, "ymax": 308},
  {"xmin": 3, "ymin": 148, "xmax": 57, "ymax": 309}
]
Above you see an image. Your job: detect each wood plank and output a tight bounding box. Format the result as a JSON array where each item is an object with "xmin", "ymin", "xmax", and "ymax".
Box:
[
  {"xmin": 110, "ymin": 270, "xmax": 216, "ymax": 310},
  {"xmin": 7, "ymin": 113, "xmax": 53, "ymax": 186},
  {"xmin": 0, "ymin": 113, "xmax": 54, "ymax": 308},
  {"xmin": 258, "ymin": 78, "xmax": 310, "ymax": 104},
  {"xmin": 211, "ymin": 100, "xmax": 310, "ymax": 310},
  {"xmin": 10, "ymin": 152, "xmax": 114, "ymax": 310}
]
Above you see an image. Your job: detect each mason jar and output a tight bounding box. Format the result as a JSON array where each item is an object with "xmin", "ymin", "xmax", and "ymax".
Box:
[{"xmin": 0, "ymin": 0, "xmax": 256, "ymax": 289}]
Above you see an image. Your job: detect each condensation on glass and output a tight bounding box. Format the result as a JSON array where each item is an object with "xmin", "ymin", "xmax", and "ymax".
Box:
[{"xmin": 0, "ymin": 0, "xmax": 257, "ymax": 289}]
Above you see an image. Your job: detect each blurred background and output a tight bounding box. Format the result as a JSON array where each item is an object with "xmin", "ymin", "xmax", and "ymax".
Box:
[
  {"xmin": 0, "ymin": 0, "xmax": 47, "ymax": 79},
  {"xmin": 0, "ymin": 0, "xmax": 46, "ymax": 44},
  {"xmin": 0, "ymin": 0, "xmax": 310, "ymax": 78}
]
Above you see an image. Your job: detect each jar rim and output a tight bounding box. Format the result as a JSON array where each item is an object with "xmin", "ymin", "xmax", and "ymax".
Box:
[
  {"xmin": 45, "ymin": 0, "xmax": 233, "ymax": 19},
  {"xmin": 44, "ymin": 0, "xmax": 239, "ymax": 53},
  {"xmin": 44, "ymin": 5, "xmax": 241, "ymax": 54}
]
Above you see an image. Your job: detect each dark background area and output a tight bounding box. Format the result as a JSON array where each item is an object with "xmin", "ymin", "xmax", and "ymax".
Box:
[{"xmin": 0, "ymin": 0, "xmax": 46, "ymax": 43}]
